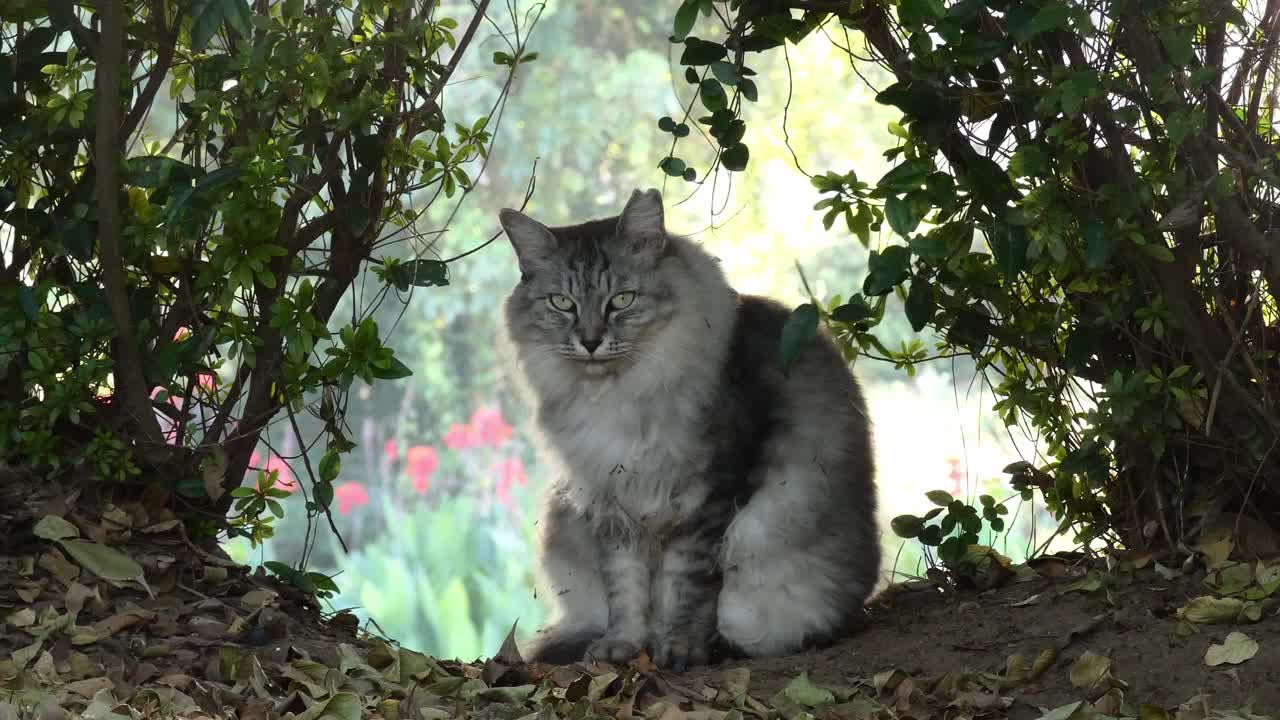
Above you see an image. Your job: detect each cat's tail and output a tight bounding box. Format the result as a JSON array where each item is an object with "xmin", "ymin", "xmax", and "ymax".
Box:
[{"xmin": 523, "ymin": 624, "xmax": 602, "ymax": 665}]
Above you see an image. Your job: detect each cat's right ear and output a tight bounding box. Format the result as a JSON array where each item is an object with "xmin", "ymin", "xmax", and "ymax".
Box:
[{"xmin": 499, "ymin": 208, "xmax": 557, "ymax": 276}]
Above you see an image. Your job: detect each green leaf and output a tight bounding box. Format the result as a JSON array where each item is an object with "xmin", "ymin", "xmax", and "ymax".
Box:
[
  {"xmin": 831, "ymin": 296, "xmax": 875, "ymax": 325},
  {"xmin": 710, "ymin": 61, "xmax": 740, "ymax": 86},
  {"xmin": 314, "ymin": 480, "xmax": 334, "ymax": 510},
  {"xmin": 778, "ymin": 303, "xmax": 819, "ymax": 375},
  {"xmin": 891, "ymin": 514, "xmax": 924, "ymax": 538},
  {"xmin": 660, "ymin": 156, "xmax": 688, "ymax": 177},
  {"xmin": 905, "ymin": 276, "xmax": 935, "ymax": 331},
  {"xmin": 658, "ymin": 116, "xmax": 676, "ymax": 132},
  {"xmin": 371, "ymin": 356, "xmax": 414, "ymax": 380},
  {"xmin": 738, "ymin": 78, "xmax": 758, "ymax": 102},
  {"xmin": 672, "ymin": 0, "xmax": 699, "ymax": 41},
  {"xmin": 863, "ymin": 245, "xmax": 912, "ymax": 296},
  {"xmin": 884, "ymin": 194, "xmax": 925, "ymax": 237},
  {"xmin": 926, "ymin": 489, "xmax": 954, "ymax": 506},
  {"xmin": 721, "ymin": 143, "xmax": 749, "ymax": 172},
  {"xmin": 394, "ymin": 259, "xmax": 449, "ymax": 289},
  {"xmin": 1030, "ymin": 2, "xmax": 1071, "ymax": 36},
  {"xmin": 1081, "ymin": 218, "xmax": 1112, "ymax": 269},
  {"xmin": 681, "ymin": 37, "xmax": 727, "ymax": 65},
  {"xmin": 699, "ymin": 78, "xmax": 728, "ymax": 112},
  {"xmin": 318, "ymin": 450, "xmax": 341, "ymax": 484},
  {"xmin": 989, "ymin": 224, "xmax": 1028, "ymax": 280},
  {"xmin": 878, "ymin": 159, "xmax": 930, "ymax": 191},
  {"xmin": 125, "ymin": 156, "xmax": 203, "ymax": 188}
]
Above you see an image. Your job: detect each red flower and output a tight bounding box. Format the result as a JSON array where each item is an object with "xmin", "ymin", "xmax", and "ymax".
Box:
[
  {"xmin": 493, "ymin": 456, "xmax": 527, "ymax": 508},
  {"xmin": 406, "ymin": 445, "xmax": 439, "ymax": 494},
  {"xmin": 334, "ymin": 482, "xmax": 370, "ymax": 515},
  {"xmin": 384, "ymin": 439, "xmax": 400, "ymax": 463},
  {"xmin": 471, "ymin": 406, "xmax": 513, "ymax": 447},
  {"xmin": 443, "ymin": 422, "xmax": 478, "ymax": 450}
]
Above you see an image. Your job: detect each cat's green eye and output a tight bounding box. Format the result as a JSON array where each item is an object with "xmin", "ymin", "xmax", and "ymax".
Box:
[
  {"xmin": 609, "ymin": 291, "xmax": 636, "ymax": 310},
  {"xmin": 548, "ymin": 294, "xmax": 576, "ymax": 312}
]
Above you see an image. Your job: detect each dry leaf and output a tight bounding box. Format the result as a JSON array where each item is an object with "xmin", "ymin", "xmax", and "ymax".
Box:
[
  {"xmin": 34, "ymin": 516, "xmax": 80, "ymax": 542},
  {"xmin": 1068, "ymin": 650, "xmax": 1113, "ymax": 694},
  {"xmin": 1204, "ymin": 632, "xmax": 1258, "ymax": 666}
]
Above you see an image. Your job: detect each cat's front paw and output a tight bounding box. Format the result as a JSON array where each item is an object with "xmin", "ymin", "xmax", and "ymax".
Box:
[
  {"xmin": 585, "ymin": 636, "xmax": 643, "ymax": 665},
  {"xmin": 651, "ymin": 635, "xmax": 709, "ymax": 672}
]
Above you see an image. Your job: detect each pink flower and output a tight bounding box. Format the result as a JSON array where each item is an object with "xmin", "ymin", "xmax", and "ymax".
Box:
[
  {"xmin": 250, "ymin": 450, "xmax": 263, "ymax": 468},
  {"xmin": 334, "ymin": 482, "xmax": 370, "ymax": 515},
  {"xmin": 493, "ymin": 456, "xmax": 527, "ymax": 508},
  {"xmin": 406, "ymin": 445, "xmax": 438, "ymax": 494},
  {"xmin": 443, "ymin": 422, "xmax": 478, "ymax": 451},
  {"xmin": 196, "ymin": 373, "xmax": 216, "ymax": 390},
  {"xmin": 471, "ymin": 406, "xmax": 513, "ymax": 447},
  {"xmin": 384, "ymin": 439, "xmax": 400, "ymax": 462},
  {"xmin": 173, "ymin": 327, "xmax": 191, "ymax": 342}
]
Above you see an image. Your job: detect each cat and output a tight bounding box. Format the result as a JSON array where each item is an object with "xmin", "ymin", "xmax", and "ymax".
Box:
[{"xmin": 497, "ymin": 188, "xmax": 879, "ymax": 671}]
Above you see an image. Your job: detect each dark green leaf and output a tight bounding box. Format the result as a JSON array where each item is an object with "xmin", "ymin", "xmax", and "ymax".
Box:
[
  {"xmin": 721, "ymin": 143, "xmax": 749, "ymax": 172},
  {"xmin": 989, "ymin": 223, "xmax": 1028, "ymax": 280},
  {"xmin": 660, "ymin": 156, "xmax": 688, "ymax": 177},
  {"xmin": 673, "ymin": 122, "xmax": 690, "ymax": 137},
  {"xmin": 371, "ymin": 356, "xmax": 414, "ymax": 380},
  {"xmin": 1082, "ymin": 217, "xmax": 1112, "ymax": 269},
  {"xmin": 673, "ymin": 0, "xmax": 699, "ymax": 41},
  {"xmin": 926, "ymin": 489, "xmax": 954, "ymax": 506},
  {"xmin": 878, "ymin": 159, "xmax": 930, "ymax": 191},
  {"xmin": 681, "ymin": 37, "xmax": 727, "ymax": 65},
  {"xmin": 710, "ymin": 61, "xmax": 740, "ymax": 86},
  {"xmin": 391, "ymin": 259, "xmax": 450, "ymax": 288},
  {"xmin": 738, "ymin": 78, "xmax": 758, "ymax": 102},
  {"xmin": 658, "ymin": 116, "xmax": 676, "ymax": 132},
  {"xmin": 778, "ymin": 303, "xmax": 819, "ymax": 375},
  {"xmin": 318, "ymin": 450, "xmax": 341, "ymax": 483},
  {"xmin": 884, "ymin": 194, "xmax": 925, "ymax": 237},
  {"xmin": 905, "ymin": 276, "xmax": 936, "ymax": 331},
  {"xmin": 863, "ymin": 245, "xmax": 912, "ymax": 296},
  {"xmin": 682, "ymin": 167, "xmax": 697, "ymax": 182},
  {"xmin": 947, "ymin": 306, "xmax": 991, "ymax": 353},
  {"xmin": 699, "ymin": 78, "xmax": 728, "ymax": 112},
  {"xmin": 314, "ymin": 480, "xmax": 334, "ymax": 510},
  {"xmin": 831, "ymin": 295, "xmax": 875, "ymax": 325},
  {"xmin": 125, "ymin": 157, "xmax": 203, "ymax": 188},
  {"xmin": 1030, "ymin": 2, "xmax": 1071, "ymax": 35},
  {"xmin": 891, "ymin": 515, "xmax": 924, "ymax": 539}
]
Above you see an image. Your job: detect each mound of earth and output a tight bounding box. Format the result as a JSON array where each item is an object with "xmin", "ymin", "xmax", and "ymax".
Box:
[{"xmin": 0, "ymin": 478, "xmax": 1276, "ymax": 719}]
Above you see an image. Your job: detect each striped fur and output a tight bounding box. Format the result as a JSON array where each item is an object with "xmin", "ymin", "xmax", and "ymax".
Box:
[{"xmin": 498, "ymin": 189, "xmax": 880, "ymax": 670}]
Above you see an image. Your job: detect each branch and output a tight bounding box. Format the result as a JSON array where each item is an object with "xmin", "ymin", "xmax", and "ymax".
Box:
[
  {"xmin": 120, "ymin": 2, "xmax": 179, "ymax": 139},
  {"xmin": 95, "ymin": 0, "xmax": 167, "ymax": 454},
  {"xmin": 426, "ymin": 0, "xmax": 492, "ymax": 107}
]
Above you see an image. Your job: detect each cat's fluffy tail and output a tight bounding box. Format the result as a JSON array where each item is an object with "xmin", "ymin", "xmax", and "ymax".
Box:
[{"xmin": 523, "ymin": 625, "xmax": 602, "ymax": 665}]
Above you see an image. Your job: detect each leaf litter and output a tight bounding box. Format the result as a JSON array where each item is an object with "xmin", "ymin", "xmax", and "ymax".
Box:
[{"xmin": 3, "ymin": 484, "xmax": 1280, "ymax": 719}]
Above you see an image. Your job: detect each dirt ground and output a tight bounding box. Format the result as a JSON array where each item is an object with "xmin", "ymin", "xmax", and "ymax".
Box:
[
  {"xmin": 688, "ymin": 560, "xmax": 1280, "ymax": 717},
  {"xmin": 1, "ymin": 473, "xmax": 1277, "ymax": 719}
]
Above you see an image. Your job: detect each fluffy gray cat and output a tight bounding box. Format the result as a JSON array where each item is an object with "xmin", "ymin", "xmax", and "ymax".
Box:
[{"xmin": 497, "ymin": 188, "xmax": 879, "ymax": 671}]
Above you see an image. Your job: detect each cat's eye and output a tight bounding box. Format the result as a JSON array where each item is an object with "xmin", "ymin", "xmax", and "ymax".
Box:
[
  {"xmin": 609, "ymin": 291, "xmax": 636, "ymax": 310},
  {"xmin": 548, "ymin": 294, "xmax": 576, "ymax": 312}
]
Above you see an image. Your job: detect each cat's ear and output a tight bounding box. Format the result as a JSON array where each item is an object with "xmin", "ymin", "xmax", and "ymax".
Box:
[
  {"xmin": 615, "ymin": 188, "xmax": 667, "ymax": 260},
  {"xmin": 499, "ymin": 208, "xmax": 557, "ymax": 275}
]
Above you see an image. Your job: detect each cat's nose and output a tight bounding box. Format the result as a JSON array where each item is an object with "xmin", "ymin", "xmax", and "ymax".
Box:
[{"xmin": 581, "ymin": 337, "xmax": 602, "ymax": 353}]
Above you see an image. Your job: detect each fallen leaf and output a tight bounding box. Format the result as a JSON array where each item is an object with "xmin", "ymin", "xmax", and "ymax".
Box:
[
  {"xmin": 1005, "ymin": 653, "xmax": 1030, "ymax": 682},
  {"xmin": 5, "ymin": 608, "xmax": 36, "ymax": 629},
  {"xmin": 1139, "ymin": 704, "xmax": 1171, "ymax": 720},
  {"xmin": 1178, "ymin": 596, "xmax": 1257, "ymax": 625},
  {"xmin": 781, "ymin": 672, "xmax": 834, "ymax": 708},
  {"xmin": 34, "ymin": 516, "xmax": 80, "ymax": 541},
  {"xmin": 1011, "ymin": 594, "xmax": 1042, "ymax": 607},
  {"xmin": 1204, "ymin": 632, "xmax": 1258, "ymax": 666},
  {"xmin": 1037, "ymin": 700, "xmax": 1085, "ymax": 720},
  {"xmin": 1068, "ymin": 650, "xmax": 1113, "ymax": 694},
  {"xmin": 1058, "ymin": 572, "xmax": 1103, "ymax": 596},
  {"xmin": 1030, "ymin": 648, "xmax": 1058, "ymax": 679},
  {"xmin": 1195, "ymin": 532, "xmax": 1235, "ymax": 570},
  {"xmin": 57, "ymin": 539, "xmax": 145, "ymax": 584}
]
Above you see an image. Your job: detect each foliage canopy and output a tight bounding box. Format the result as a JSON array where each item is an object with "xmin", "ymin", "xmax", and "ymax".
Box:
[
  {"xmin": 0, "ymin": 0, "xmax": 533, "ymax": 544},
  {"xmin": 664, "ymin": 0, "xmax": 1280, "ymax": 554}
]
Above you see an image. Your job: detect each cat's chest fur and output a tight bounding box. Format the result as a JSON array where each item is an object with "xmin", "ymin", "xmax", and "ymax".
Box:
[{"xmin": 542, "ymin": 375, "xmax": 714, "ymax": 537}]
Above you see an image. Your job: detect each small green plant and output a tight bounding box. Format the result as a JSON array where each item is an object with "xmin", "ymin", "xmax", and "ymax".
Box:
[
  {"xmin": 228, "ymin": 468, "xmax": 292, "ymax": 548},
  {"xmin": 263, "ymin": 561, "xmax": 341, "ymax": 601},
  {"xmin": 892, "ymin": 490, "xmax": 1009, "ymax": 570}
]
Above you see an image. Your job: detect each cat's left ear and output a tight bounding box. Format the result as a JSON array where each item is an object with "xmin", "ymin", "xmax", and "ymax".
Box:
[
  {"xmin": 499, "ymin": 208, "xmax": 558, "ymax": 275},
  {"xmin": 615, "ymin": 188, "xmax": 667, "ymax": 261}
]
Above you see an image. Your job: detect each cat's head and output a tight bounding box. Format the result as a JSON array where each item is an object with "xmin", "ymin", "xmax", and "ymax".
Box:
[{"xmin": 498, "ymin": 189, "xmax": 675, "ymax": 377}]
